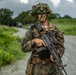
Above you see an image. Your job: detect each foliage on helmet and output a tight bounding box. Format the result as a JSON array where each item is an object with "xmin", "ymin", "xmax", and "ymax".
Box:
[{"xmin": 30, "ymin": 3, "xmax": 52, "ymax": 16}]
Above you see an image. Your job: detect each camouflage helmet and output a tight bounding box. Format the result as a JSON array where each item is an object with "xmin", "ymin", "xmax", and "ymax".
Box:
[{"xmin": 30, "ymin": 3, "xmax": 52, "ymax": 17}]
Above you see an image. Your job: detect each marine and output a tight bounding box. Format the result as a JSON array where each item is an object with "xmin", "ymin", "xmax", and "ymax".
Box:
[{"xmin": 21, "ymin": 3, "xmax": 65, "ymax": 75}]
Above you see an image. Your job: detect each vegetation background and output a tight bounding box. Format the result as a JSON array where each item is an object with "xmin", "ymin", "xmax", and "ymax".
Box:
[{"xmin": 0, "ymin": 26, "xmax": 25, "ymax": 67}]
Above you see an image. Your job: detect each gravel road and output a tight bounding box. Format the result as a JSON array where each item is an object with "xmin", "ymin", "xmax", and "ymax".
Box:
[
  {"xmin": 13, "ymin": 27, "xmax": 27, "ymax": 37},
  {"xmin": 0, "ymin": 27, "xmax": 76, "ymax": 75},
  {"xmin": 63, "ymin": 36, "xmax": 76, "ymax": 75}
]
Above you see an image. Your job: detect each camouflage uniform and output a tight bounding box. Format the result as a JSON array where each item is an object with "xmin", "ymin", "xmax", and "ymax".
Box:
[
  {"xmin": 21, "ymin": 23, "xmax": 65, "ymax": 75},
  {"xmin": 21, "ymin": 3, "xmax": 65, "ymax": 75}
]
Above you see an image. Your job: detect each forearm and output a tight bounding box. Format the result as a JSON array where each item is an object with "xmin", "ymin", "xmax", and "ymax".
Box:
[
  {"xmin": 54, "ymin": 26, "xmax": 65, "ymax": 57},
  {"xmin": 22, "ymin": 40, "xmax": 32, "ymax": 52},
  {"xmin": 56, "ymin": 44, "xmax": 65, "ymax": 57},
  {"xmin": 21, "ymin": 29, "xmax": 33, "ymax": 52}
]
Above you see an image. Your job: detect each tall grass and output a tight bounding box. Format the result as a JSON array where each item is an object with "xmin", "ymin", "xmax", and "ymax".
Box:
[
  {"xmin": 51, "ymin": 18, "xmax": 76, "ymax": 35},
  {"xmin": 0, "ymin": 25, "xmax": 18, "ymax": 34},
  {"xmin": 0, "ymin": 25, "xmax": 25, "ymax": 67},
  {"xmin": 51, "ymin": 18, "xmax": 76, "ymax": 25}
]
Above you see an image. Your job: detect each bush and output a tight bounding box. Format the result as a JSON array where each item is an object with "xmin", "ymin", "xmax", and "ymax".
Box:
[
  {"xmin": 0, "ymin": 25, "xmax": 25, "ymax": 67},
  {"xmin": 0, "ymin": 50, "xmax": 15, "ymax": 66}
]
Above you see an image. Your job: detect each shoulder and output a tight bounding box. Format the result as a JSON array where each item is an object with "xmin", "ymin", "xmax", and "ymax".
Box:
[
  {"xmin": 26, "ymin": 24, "xmax": 35, "ymax": 33},
  {"xmin": 25, "ymin": 29, "xmax": 31, "ymax": 34},
  {"xmin": 49, "ymin": 23, "xmax": 58, "ymax": 31},
  {"xmin": 49, "ymin": 23, "xmax": 64, "ymax": 35},
  {"xmin": 25, "ymin": 28, "xmax": 33, "ymax": 38}
]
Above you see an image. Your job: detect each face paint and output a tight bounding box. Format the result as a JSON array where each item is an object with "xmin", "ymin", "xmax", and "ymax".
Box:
[{"xmin": 38, "ymin": 14, "xmax": 47, "ymax": 22}]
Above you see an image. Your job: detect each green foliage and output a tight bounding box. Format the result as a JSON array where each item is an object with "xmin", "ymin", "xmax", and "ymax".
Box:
[
  {"xmin": 0, "ymin": 50, "xmax": 3, "ymax": 66},
  {"xmin": 0, "ymin": 50, "xmax": 15, "ymax": 66},
  {"xmin": 0, "ymin": 34, "xmax": 16, "ymax": 67},
  {"xmin": 0, "ymin": 25, "xmax": 18, "ymax": 34},
  {"xmin": 22, "ymin": 24, "xmax": 28, "ymax": 29},
  {"xmin": 15, "ymin": 11, "xmax": 38, "ymax": 24},
  {"xmin": 0, "ymin": 8, "xmax": 13, "ymax": 25},
  {"xmin": 62, "ymin": 15, "xmax": 72, "ymax": 19},
  {"xmin": 55, "ymin": 24, "xmax": 76, "ymax": 35},
  {"xmin": 51, "ymin": 18, "xmax": 76, "ymax": 25},
  {"xmin": 48, "ymin": 13, "xmax": 57, "ymax": 20},
  {"xmin": 0, "ymin": 26, "xmax": 25, "ymax": 67},
  {"xmin": 51, "ymin": 18, "xmax": 76, "ymax": 35},
  {"xmin": 0, "ymin": 33, "xmax": 13, "ymax": 50}
]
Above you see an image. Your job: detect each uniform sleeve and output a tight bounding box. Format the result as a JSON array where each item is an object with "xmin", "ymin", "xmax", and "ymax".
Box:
[
  {"xmin": 21, "ymin": 29, "xmax": 33, "ymax": 52},
  {"xmin": 54, "ymin": 27, "xmax": 65, "ymax": 58}
]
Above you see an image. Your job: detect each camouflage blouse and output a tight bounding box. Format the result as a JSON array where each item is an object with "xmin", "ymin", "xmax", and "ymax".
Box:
[
  {"xmin": 21, "ymin": 23, "xmax": 65, "ymax": 58},
  {"xmin": 21, "ymin": 23, "xmax": 65, "ymax": 75}
]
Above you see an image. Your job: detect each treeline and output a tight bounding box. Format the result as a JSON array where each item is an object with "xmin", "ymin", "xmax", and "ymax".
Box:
[{"xmin": 0, "ymin": 8, "xmax": 72, "ymax": 26}]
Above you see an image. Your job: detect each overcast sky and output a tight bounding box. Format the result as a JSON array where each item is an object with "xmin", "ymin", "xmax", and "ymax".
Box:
[{"xmin": 0, "ymin": 0, "xmax": 76, "ymax": 18}]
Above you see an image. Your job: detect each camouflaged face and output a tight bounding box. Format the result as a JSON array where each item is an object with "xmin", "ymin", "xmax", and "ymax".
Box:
[{"xmin": 30, "ymin": 3, "xmax": 52, "ymax": 16}]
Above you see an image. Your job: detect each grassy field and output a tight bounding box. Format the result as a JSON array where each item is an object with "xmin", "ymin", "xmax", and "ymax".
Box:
[
  {"xmin": 51, "ymin": 18, "xmax": 76, "ymax": 35},
  {"xmin": 0, "ymin": 25, "xmax": 25, "ymax": 67}
]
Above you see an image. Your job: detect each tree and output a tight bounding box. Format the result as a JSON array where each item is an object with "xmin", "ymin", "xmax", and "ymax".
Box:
[
  {"xmin": 55, "ymin": 13, "xmax": 61, "ymax": 18},
  {"xmin": 48, "ymin": 13, "xmax": 60, "ymax": 20},
  {"xmin": 15, "ymin": 10, "xmax": 38, "ymax": 24},
  {"xmin": 0, "ymin": 8, "xmax": 13, "ymax": 25},
  {"xmin": 62, "ymin": 15, "xmax": 72, "ymax": 19}
]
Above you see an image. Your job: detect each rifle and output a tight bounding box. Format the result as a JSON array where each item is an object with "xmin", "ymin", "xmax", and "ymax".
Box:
[{"xmin": 31, "ymin": 24, "xmax": 67, "ymax": 75}]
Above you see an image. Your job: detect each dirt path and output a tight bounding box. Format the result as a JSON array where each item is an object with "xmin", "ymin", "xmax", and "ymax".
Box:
[
  {"xmin": 0, "ymin": 28, "xmax": 76, "ymax": 75},
  {"xmin": 62, "ymin": 36, "xmax": 76, "ymax": 75}
]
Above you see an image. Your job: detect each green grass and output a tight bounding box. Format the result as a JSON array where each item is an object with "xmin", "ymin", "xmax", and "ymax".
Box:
[
  {"xmin": 0, "ymin": 25, "xmax": 18, "ymax": 35},
  {"xmin": 0, "ymin": 25, "xmax": 25, "ymax": 67},
  {"xmin": 22, "ymin": 24, "xmax": 28, "ymax": 29},
  {"xmin": 51, "ymin": 18, "xmax": 76, "ymax": 25},
  {"xmin": 51, "ymin": 18, "xmax": 76, "ymax": 35}
]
